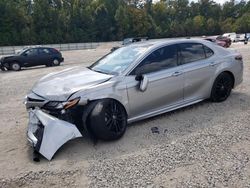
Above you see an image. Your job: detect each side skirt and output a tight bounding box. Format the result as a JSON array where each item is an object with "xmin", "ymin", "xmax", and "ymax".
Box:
[{"xmin": 127, "ymin": 98, "xmax": 205, "ymax": 124}]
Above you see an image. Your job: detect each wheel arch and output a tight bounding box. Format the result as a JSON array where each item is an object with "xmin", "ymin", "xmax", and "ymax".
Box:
[
  {"xmin": 5, "ymin": 59, "xmax": 21, "ymax": 65},
  {"xmin": 10, "ymin": 60, "xmax": 23, "ymax": 71},
  {"xmin": 221, "ymin": 70, "xmax": 235, "ymax": 88},
  {"xmin": 88, "ymin": 97, "xmax": 128, "ymax": 118},
  {"xmin": 210, "ymin": 70, "xmax": 235, "ymax": 102},
  {"xmin": 12, "ymin": 60, "xmax": 23, "ymax": 66},
  {"xmin": 80, "ymin": 97, "xmax": 128, "ymax": 141}
]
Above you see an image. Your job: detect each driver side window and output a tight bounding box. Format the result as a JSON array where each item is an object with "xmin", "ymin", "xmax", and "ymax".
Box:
[
  {"xmin": 24, "ymin": 49, "xmax": 38, "ymax": 56},
  {"xmin": 131, "ymin": 44, "xmax": 178, "ymax": 75}
]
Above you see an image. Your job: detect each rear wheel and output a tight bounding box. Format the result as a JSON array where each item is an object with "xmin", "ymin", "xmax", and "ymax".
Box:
[
  {"xmin": 210, "ymin": 72, "xmax": 233, "ymax": 102},
  {"xmin": 11, "ymin": 62, "xmax": 21, "ymax": 71},
  {"xmin": 87, "ymin": 99, "xmax": 127, "ymax": 141},
  {"xmin": 52, "ymin": 58, "xmax": 60, "ymax": 66}
]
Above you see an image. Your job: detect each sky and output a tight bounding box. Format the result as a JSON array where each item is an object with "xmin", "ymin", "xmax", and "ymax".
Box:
[
  {"xmin": 152, "ymin": 0, "xmax": 240, "ymax": 5},
  {"xmin": 191, "ymin": 0, "xmax": 230, "ymax": 4}
]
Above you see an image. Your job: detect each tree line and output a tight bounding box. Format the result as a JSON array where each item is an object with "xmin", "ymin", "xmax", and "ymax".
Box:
[{"xmin": 0, "ymin": 0, "xmax": 250, "ymax": 46}]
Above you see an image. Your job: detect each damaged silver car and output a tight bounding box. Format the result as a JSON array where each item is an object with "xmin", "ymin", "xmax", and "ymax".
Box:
[{"xmin": 25, "ymin": 39, "xmax": 243, "ymax": 160}]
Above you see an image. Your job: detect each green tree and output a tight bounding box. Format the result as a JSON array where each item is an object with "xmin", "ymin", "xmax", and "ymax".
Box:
[
  {"xmin": 234, "ymin": 13, "xmax": 250, "ymax": 33},
  {"xmin": 193, "ymin": 15, "xmax": 206, "ymax": 35}
]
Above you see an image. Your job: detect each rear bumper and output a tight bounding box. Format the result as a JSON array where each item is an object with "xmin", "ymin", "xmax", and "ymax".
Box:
[
  {"xmin": 234, "ymin": 61, "xmax": 244, "ymax": 88},
  {"xmin": 27, "ymin": 109, "xmax": 82, "ymax": 160}
]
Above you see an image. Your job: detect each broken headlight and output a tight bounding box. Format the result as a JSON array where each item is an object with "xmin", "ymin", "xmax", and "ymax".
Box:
[
  {"xmin": 45, "ymin": 98, "xmax": 81, "ymax": 110},
  {"xmin": 62, "ymin": 97, "xmax": 80, "ymax": 110},
  {"xmin": 44, "ymin": 101, "xmax": 62, "ymax": 109}
]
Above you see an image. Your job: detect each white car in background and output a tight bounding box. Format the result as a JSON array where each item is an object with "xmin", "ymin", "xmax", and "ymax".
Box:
[
  {"xmin": 223, "ymin": 33, "xmax": 238, "ymax": 42},
  {"xmin": 236, "ymin": 34, "xmax": 246, "ymax": 42}
]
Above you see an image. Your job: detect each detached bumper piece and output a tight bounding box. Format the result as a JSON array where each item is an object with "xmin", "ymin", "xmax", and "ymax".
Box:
[
  {"xmin": 27, "ymin": 109, "xmax": 82, "ymax": 160},
  {"xmin": 0, "ymin": 62, "xmax": 6, "ymax": 71}
]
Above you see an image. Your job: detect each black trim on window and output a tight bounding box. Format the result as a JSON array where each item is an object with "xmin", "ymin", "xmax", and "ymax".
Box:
[
  {"xmin": 130, "ymin": 44, "xmax": 179, "ymax": 75},
  {"xmin": 178, "ymin": 42, "xmax": 214, "ymax": 65},
  {"xmin": 203, "ymin": 45, "xmax": 214, "ymax": 58}
]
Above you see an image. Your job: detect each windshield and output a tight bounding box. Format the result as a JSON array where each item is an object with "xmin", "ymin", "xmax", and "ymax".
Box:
[
  {"xmin": 16, "ymin": 47, "xmax": 29, "ymax": 55},
  {"xmin": 89, "ymin": 45, "xmax": 151, "ymax": 75}
]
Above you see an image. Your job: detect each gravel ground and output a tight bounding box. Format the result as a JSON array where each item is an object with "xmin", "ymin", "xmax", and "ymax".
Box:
[{"xmin": 0, "ymin": 43, "xmax": 250, "ymax": 188}]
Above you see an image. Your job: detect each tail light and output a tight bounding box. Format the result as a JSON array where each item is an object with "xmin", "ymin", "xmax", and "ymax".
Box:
[{"xmin": 235, "ymin": 55, "xmax": 243, "ymax": 61}]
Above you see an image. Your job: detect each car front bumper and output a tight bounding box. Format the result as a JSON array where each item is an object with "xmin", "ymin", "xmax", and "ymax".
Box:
[
  {"xmin": 0, "ymin": 61, "xmax": 5, "ymax": 71},
  {"xmin": 27, "ymin": 109, "xmax": 82, "ymax": 160}
]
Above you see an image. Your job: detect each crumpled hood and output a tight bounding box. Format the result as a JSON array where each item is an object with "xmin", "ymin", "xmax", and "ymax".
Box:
[
  {"xmin": 32, "ymin": 67, "xmax": 113, "ymax": 101},
  {"xmin": 1, "ymin": 54, "xmax": 17, "ymax": 60}
]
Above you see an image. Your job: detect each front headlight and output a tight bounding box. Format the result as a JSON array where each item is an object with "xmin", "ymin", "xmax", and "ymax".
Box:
[
  {"xmin": 63, "ymin": 97, "xmax": 80, "ymax": 110},
  {"xmin": 44, "ymin": 101, "xmax": 62, "ymax": 109},
  {"xmin": 44, "ymin": 98, "xmax": 81, "ymax": 110}
]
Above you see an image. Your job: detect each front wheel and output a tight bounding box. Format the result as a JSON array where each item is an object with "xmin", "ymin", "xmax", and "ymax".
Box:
[
  {"xmin": 210, "ymin": 72, "xmax": 233, "ymax": 102},
  {"xmin": 11, "ymin": 62, "xmax": 21, "ymax": 71},
  {"xmin": 87, "ymin": 99, "xmax": 127, "ymax": 141}
]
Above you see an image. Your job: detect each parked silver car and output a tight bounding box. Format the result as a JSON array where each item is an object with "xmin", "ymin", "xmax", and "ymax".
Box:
[{"xmin": 25, "ymin": 39, "xmax": 243, "ymax": 160}]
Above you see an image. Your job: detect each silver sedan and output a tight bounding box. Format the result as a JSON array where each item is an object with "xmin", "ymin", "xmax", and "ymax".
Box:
[{"xmin": 25, "ymin": 39, "xmax": 243, "ymax": 160}]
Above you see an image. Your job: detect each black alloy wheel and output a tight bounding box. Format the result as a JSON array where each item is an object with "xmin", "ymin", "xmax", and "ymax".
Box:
[
  {"xmin": 87, "ymin": 99, "xmax": 127, "ymax": 141},
  {"xmin": 104, "ymin": 100, "xmax": 126, "ymax": 135},
  {"xmin": 211, "ymin": 72, "xmax": 233, "ymax": 102}
]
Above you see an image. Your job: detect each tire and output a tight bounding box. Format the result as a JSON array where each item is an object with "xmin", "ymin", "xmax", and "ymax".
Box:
[
  {"xmin": 87, "ymin": 99, "xmax": 127, "ymax": 141},
  {"xmin": 3, "ymin": 63, "xmax": 11, "ymax": 70},
  {"xmin": 210, "ymin": 72, "xmax": 233, "ymax": 102},
  {"xmin": 11, "ymin": 62, "xmax": 21, "ymax": 71},
  {"xmin": 52, "ymin": 58, "xmax": 60, "ymax": 66}
]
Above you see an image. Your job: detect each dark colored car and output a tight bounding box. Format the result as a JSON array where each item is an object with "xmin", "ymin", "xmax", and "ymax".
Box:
[
  {"xmin": 0, "ymin": 47, "xmax": 64, "ymax": 71},
  {"xmin": 111, "ymin": 37, "xmax": 149, "ymax": 52},
  {"xmin": 216, "ymin": 36, "xmax": 231, "ymax": 48},
  {"xmin": 122, "ymin": 37, "xmax": 149, "ymax": 45}
]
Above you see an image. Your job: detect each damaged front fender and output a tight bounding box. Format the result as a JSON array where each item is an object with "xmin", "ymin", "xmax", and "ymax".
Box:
[{"xmin": 27, "ymin": 109, "xmax": 82, "ymax": 160}]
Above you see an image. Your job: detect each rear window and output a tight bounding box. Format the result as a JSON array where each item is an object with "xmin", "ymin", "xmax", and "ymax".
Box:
[
  {"xmin": 204, "ymin": 45, "xmax": 214, "ymax": 58},
  {"xmin": 179, "ymin": 43, "xmax": 206, "ymax": 64},
  {"xmin": 39, "ymin": 48, "xmax": 50, "ymax": 54},
  {"xmin": 49, "ymin": 48, "xmax": 59, "ymax": 54}
]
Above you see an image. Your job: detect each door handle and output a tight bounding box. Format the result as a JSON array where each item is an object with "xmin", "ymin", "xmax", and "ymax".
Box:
[
  {"xmin": 172, "ymin": 71, "xmax": 182, "ymax": 77},
  {"xmin": 209, "ymin": 62, "xmax": 217, "ymax": 66}
]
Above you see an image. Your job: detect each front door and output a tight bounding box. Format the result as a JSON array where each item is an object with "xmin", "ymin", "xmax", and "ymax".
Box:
[
  {"xmin": 126, "ymin": 44, "xmax": 184, "ymax": 119},
  {"xmin": 22, "ymin": 48, "xmax": 40, "ymax": 67}
]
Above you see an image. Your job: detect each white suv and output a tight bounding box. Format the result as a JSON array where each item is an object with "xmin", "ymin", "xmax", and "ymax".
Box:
[{"xmin": 223, "ymin": 32, "xmax": 238, "ymax": 42}]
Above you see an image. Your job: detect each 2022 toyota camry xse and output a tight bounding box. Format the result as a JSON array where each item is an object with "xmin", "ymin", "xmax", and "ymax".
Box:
[{"xmin": 25, "ymin": 39, "xmax": 243, "ymax": 160}]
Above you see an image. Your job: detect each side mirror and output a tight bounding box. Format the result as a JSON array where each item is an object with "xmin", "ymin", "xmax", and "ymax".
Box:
[{"xmin": 135, "ymin": 75, "xmax": 148, "ymax": 92}]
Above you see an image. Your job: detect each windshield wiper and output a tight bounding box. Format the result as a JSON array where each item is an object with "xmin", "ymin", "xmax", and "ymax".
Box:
[{"xmin": 89, "ymin": 68, "xmax": 110, "ymax": 75}]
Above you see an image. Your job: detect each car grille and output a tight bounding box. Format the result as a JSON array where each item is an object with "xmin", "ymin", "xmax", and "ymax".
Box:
[
  {"xmin": 25, "ymin": 96, "xmax": 47, "ymax": 109},
  {"xmin": 27, "ymin": 97, "xmax": 45, "ymax": 102}
]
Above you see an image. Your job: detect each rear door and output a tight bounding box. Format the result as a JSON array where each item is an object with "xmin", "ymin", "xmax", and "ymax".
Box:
[
  {"xmin": 178, "ymin": 43, "xmax": 216, "ymax": 102},
  {"xmin": 126, "ymin": 44, "xmax": 184, "ymax": 118},
  {"xmin": 38, "ymin": 48, "xmax": 52, "ymax": 65}
]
